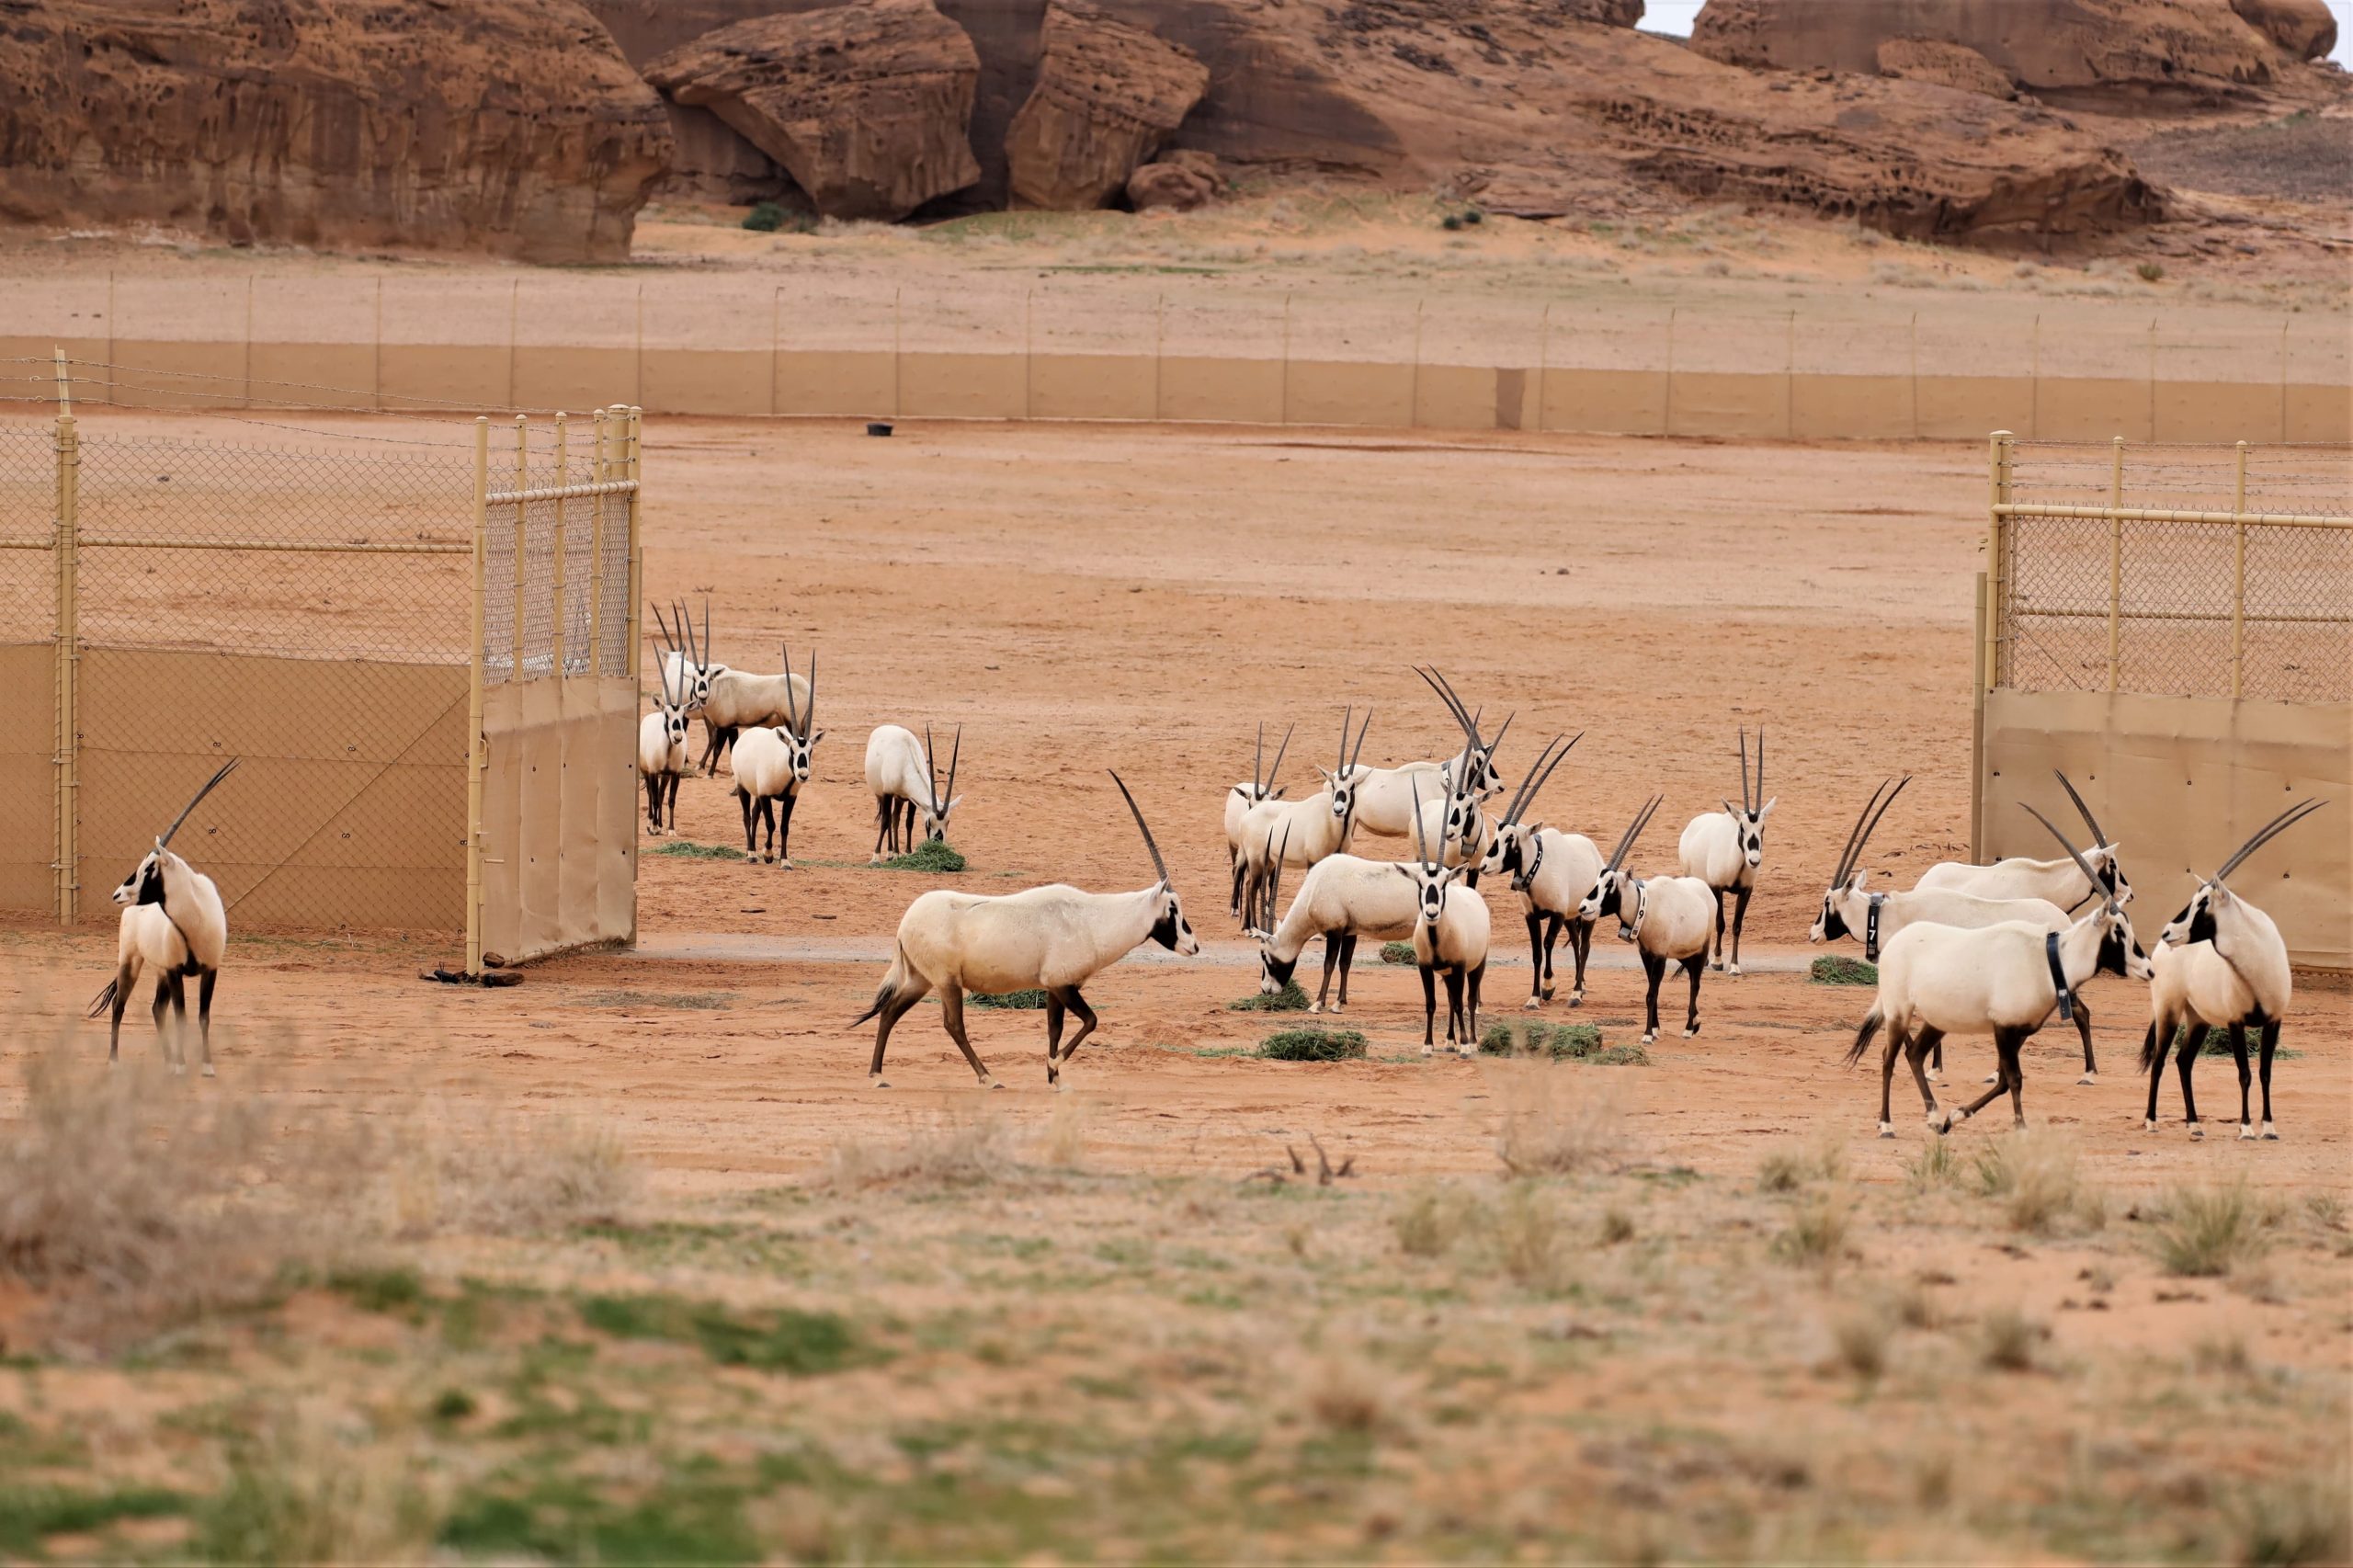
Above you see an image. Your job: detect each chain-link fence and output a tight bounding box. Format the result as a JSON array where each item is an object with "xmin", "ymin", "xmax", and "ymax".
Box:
[
  {"xmin": 0, "ymin": 370, "xmax": 642, "ymax": 971},
  {"xmin": 1991, "ymin": 437, "xmax": 2352, "ymax": 704}
]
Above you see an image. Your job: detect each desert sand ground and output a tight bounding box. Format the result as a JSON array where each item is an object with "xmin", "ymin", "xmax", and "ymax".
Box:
[{"xmin": 0, "ymin": 405, "xmax": 2345, "ymax": 1562}]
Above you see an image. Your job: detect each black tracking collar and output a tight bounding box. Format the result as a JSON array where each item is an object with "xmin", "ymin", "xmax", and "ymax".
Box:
[
  {"xmin": 1864, "ymin": 894, "xmax": 1886, "ymax": 961},
  {"xmin": 2045, "ymin": 931, "xmax": 2074, "ymax": 1022}
]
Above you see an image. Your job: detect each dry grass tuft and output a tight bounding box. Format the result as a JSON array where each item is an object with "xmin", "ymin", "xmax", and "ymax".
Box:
[
  {"xmin": 1978, "ymin": 1307, "xmax": 2047, "ymax": 1372},
  {"xmin": 1034, "ymin": 1096, "xmax": 1090, "ymax": 1170},
  {"xmin": 2151, "ymin": 1181, "xmax": 2279, "ymax": 1278},
  {"xmin": 391, "ymin": 1106, "xmax": 635, "ymax": 1237},
  {"xmin": 1770, "ymin": 1192, "xmax": 1853, "ymax": 1270},
  {"xmin": 194, "ymin": 1412, "xmax": 438, "ymax": 1563},
  {"xmin": 1391, "ymin": 1183, "xmax": 1461, "ymax": 1258},
  {"xmin": 824, "ymin": 1106, "xmax": 1022, "ymax": 1189},
  {"xmin": 1302, "ymin": 1356, "xmax": 1401, "ymax": 1437},
  {"xmin": 1484, "ymin": 1181, "xmax": 1573, "ymax": 1292},
  {"xmin": 1757, "ymin": 1134, "xmax": 1843, "ymax": 1193},
  {"xmin": 1494, "ymin": 1065, "xmax": 1623, "ymax": 1177},
  {"xmin": 1828, "ymin": 1307, "xmax": 1892, "ymax": 1386},
  {"xmin": 1972, "ymin": 1131, "xmax": 2100, "ymax": 1236}
]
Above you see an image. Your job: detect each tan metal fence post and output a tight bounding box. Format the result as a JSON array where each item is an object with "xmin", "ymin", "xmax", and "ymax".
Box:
[
  {"xmin": 1663, "ymin": 305, "xmax": 1677, "ymax": 437},
  {"xmin": 625, "ymin": 405, "xmax": 643, "ymax": 945},
  {"xmin": 2029, "ymin": 315, "xmax": 2040, "ymax": 439},
  {"xmin": 466, "ymin": 416, "xmax": 489, "ymax": 975},
  {"xmin": 51, "ymin": 352, "xmax": 78, "ymax": 925},
  {"xmin": 551, "ymin": 412, "xmax": 568, "ymax": 682},
  {"xmin": 1279, "ymin": 293, "xmax": 1291, "ymax": 426},
  {"xmin": 1023, "ymin": 288, "xmax": 1034, "ymax": 420},
  {"xmin": 1153, "ymin": 292, "xmax": 1165, "ymax": 422},
  {"xmin": 1537, "ymin": 301, "xmax": 1552, "ymax": 434},
  {"xmin": 512, "ymin": 416, "xmax": 528, "ymax": 684},
  {"xmin": 590, "ymin": 408, "xmax": 607, "ymax": 674},
  {"xmin": 2231, "ymin": 439, "xmax": 2248, "ymax": 699},
  {"xmin": 1408, "ymin": 298, "xmax": 1423, "ymax": 428},
  {"xmin": 1986, "ymin": 430, "xmax": 2012, "ymax": 694},
  {"xmin": 2108, "ymin": 436, "xmax": 2124, "ymax": 691},
  {"xmin": 1971, "ymin": 570, "xmax": 1989, "ymax": 860}
]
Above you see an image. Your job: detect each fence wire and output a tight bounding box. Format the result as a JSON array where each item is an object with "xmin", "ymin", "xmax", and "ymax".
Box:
[{"xmin": 1997, "ymin": 441, "xmax": 2351, "ymax": 704}]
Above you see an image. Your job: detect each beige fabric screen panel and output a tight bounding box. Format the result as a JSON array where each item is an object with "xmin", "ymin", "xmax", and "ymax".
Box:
[
  {"xmin": 478, "ymin": 674, "xmax": 637, "ymax": 965},
  {"xmin": 0, "ymin": 643, "xmax": 54, "ymax": 915},
  {"xmin": 1981, "ymin": 689, "xmax": 2351, "ymax": 969}
]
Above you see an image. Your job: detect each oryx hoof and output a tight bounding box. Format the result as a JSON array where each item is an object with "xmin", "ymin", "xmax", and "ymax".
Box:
[
  {"xmin": 1568, "ymin": 991, "xmax": 1584, "ymax": 1007},
  {"xmin": 1709, "ymin": 960, "xmax": 1724, "ymax": 972},
  {"xmin": 2237, "ymin": 1122, "xmax": 2256, "ymax": 1142},
  {"xmin": 1982, "ymin": 1074, "xmax": 1999, "ymax": 1086},
  {"xmin": 1327, "ymin": 1004, "xmax": 1346, "ymax": 1017},
  {"xmin": 743, "ymin": 852, "xmax": 760, "ymax": 865},
  {"xmin": 2261, "ymin": 1123, "xmax": 2279, "ymax": 1142},
  {"xmin": 200, "ymin": 1063, "xmax": 216, "ymax": 1079},
  {"xmin": 981, "ymin": 1076, "xmax": 1004, "ymax": 1091},
  {"xmin": 869, "ymin": 856, "xmax": 887, "ymax": 867},
  {"xmin": 870, "ymin": 1075, "xmax": 892, "ymax": 1089},
  {"xmin": 779, "ymin": 858, "xmax": 795, "ymax": 871},
  {"xmin": 1727, "ymin": 963, "xmax": 1743, "ymax": 978},
  {"xmin": 2076, "ymin": 1072, "xmax": 2097, "ymax": 1085},
  {"xmin": 1934, "ymin": 1107, "xmax": 1963, "ymax": 1135},
  {"xmin": 2188, "ymin": 1124, "xmax": 2204, "ymax": 1140},
  {"xmin": 1541, "ymin": 986, "xmax": 1557, "ymax": 1002},
  {"xmin": 1522, "ymin": 995, "xmax": 1543, "ymax": 1012},
  {"xmin": 1877, "ymin": 1121, "xmax": 1894, "ymax": 1140},
  {"xmin": 2144, "ymin": 1118, "xmax": 2158, "ymax": 1132},
  {"xmin": 171, "ymin": 1062, "xmax": 186, "ymax": 1077},
  {"xmin": 1640, "ymin": 1031, "xmax": 1657, "ymax": 1046},
  {"xmin": 1422, "ymin": 1042, "xmax": 1437, "ymax": 1058},
  {"xmin": 1683, "ymin": 1023, "xmax": 1699, "ymax": 1039}
]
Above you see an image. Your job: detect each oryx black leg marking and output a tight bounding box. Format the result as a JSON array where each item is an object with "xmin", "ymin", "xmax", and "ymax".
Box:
[
  {"xmin": 1441, "ymin": 968, "xmax": 1465, "ymax": 1044},
  {"xmin": 1523, "ymin": 912, "xmax": 1545, "ymax": 1006},
  {"xmin": 1905, "ymin": 1027, "xmax": 1940, "ymax": 1119},
  {"xmin": 2143, "ymin": 1016, "xmax": 2173, "ymax": 1127},
  {"xmin": 2072, "ymin": 997, "xmax": 2097, "ymax": 1080},
  {"xmin": 1681, "ymin": 954, "xmax": 1703, "ymax": 1037},
  {"xmin": 1876, "ymin": 1018, "xmax": 1907, "ymax": 1128},
  {"xmin": 872, "ymin": 796, "xmax": 891, "ymax": 858},
  {"xmin": 1728, "ymin": 885, "xmax": 1752, "ymax": 972},
  {"xmin": 1467, "ymin": 961, "xmax": 1485, "ymax": 1049},
  {"xmin": 937, "ymin": 984, "xmax": 994, "ymax": 1086},
  {"xmin": 1336, "ymin": 935, "xmax": 1358, "ymax": 1008},
  {"xmin": 648, "ymin": 774, "xmax": 664, "ymax": 832},
  {"xmin": 867, "ymin": 979, "xmax": 930, "ymax": 1082},
  {"xmin": 2256, "ymin": 1020, "xmax": 2280, "ymax": 1137},
  {"xmin": 149, "ymin": 975, "xmax": 171, "ymax": 1059},
  {"xmin": 737, "ymin": 789, "xmax": 756, "ymax": 855},
  {"xmin": 666, "ymin": 772, "xmax": 681, "ymax": 831},
  {"xmin": 756, "ymin": 796, "xmax": 779, "ymax": 861},
  {"xmin": 1316, "ymin": 933, "xmax": 1342, "ymax": 1010},
  {"xmin": 1710, "ymin": 889, "xmax": 1727, "ymax": 969},
  {"xmin": 196, "ymin": 968, "xmax": 218, "ymax": 1075},
  {"xmin": 1044, "ymin": 993, "xmax": 1068, "ymax": 1084},
  {"xmin": 1418, "ymin": 964, "xmax": 1438, "ymax": 1047},
  {"xmin": 2228, "ymin": 1022, "xmax": 2252, "ymax": 1134},
  {"xmin": 1642, "ymin": 950, "xmax": 1665, "ymax": 1040},
  {"xmin": 777, "ymin": 790, "xmax": 799, "ymax": 863},
  {"xmin": 1057, "ymin": 986, "xmax": 1099, "ymax": 1060},
  {"xmin": 1540, "ymin": 913, "xmax": 1563, "ymax": 1001},
  {"xmin": 2000, "ymin": 1029, "xmax": 2028, "ymax": 1127},
  {"xmin": 2178, "ymin": 1022, "xmax": 2208, "ymax": 1133},
  {"xmin": 164, "ymin": 971, "xmax": 188, "ymax": 1070},
  {"xmin": 1955, "ymin": 1028, "xmax": 2025, "ymax": 1122},
  {"xmin": 1569, "ymin": 919, "xmax": 1593, "ymax": 1004}
]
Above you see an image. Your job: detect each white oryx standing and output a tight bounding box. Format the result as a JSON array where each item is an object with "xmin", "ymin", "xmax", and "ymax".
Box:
[
  {"xmin": 1397, "ymin": 779, "xmax": 1491, "ymax": 1054},
  {"xmin": 1677, "ymin": 725, "xmax": 1774, "ymax": 975},
  {"xmin": 1475, "ymin": 734, "xmax": 1600, "ymax": 1010},
  {"xmin": 1847, "ymin": 805, "xmax": 2151, "ymax": 1138},
  {"xmin": 1582, "ymin": 795, "xmax": 1719, "ymax": 1046},
  {"xmin": 1342, "ymin": 666, "xmax": 1507, "ymax": 839},
  {"xmin": 1915, "ymin": 771, "xmax": 2133, "ymax": 911},
  {"xmin": 87, "ymin": 759, "xmax": 240, "ymax": 1076},
  {"xmin": 649, "ymin": 598, "xmax": 716, "ymax": 729},
  {"xmin": 854, "ymin": 773, "xmax": 1199, "ymax": 1090},
  {"xmin": 1224, "ymin": 722, "xmax": 1292, "ymax": 913},
  {"xmin": 1246, "ymin": 830, "xmax": 1418, "ymax": 1015},
  {"xmin": 664, "ymin": 602, "xmax": 812, "ymax": 777},
  {"xmin": 865, "ymin": 722, "xmax": 963, "ymax": 862},
  {"xmin": 730, "ymin": 644, "xmax": 823, "ymax": 867},
  {"xmin": 639, "ymin": 654, "xmax": 691, "ymax": 835},
  {"xmin": 1235, "ymin": 707, "xmax": 1371, "ymax": 925},
  {"xmin": 2142, "ymin": 798, "xmax": 2326, "ymax": 1141},
  {"xmin": 1808, "ymin": 777, "xmax": 2097, "ymax": 1083}
]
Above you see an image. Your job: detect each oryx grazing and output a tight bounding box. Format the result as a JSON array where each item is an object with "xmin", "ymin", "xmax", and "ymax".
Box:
[
  {"xmin": 2141, "ymin": 798, "xmax": 2327, "ymax": 1141},
  {"xmin": 866, "ymin": 723, "xmax": 963, "ymax": 861},
  {"xmin": 1397, "ymin": 779, "xmax": 1491, "ymax": 1054},
  {"xmin": 1235, "ymin": 707, "xmax": 1371, "ymax": 925},
  {"xmin": 1915, "ymin": 771, "xmax": 2132, "ymax": 911},
  {"xmin": 1339, "ymin": 666, "xmax": 1507, "ymax": 839},
  {"xmin": 1223, "ymin": 722, "xmax": 1292, "ymax": 910},
  {"xmin": 639, "ymin": 653, "xmax": 691, "ymax": 835},
  {"xmin": 854, "ymin": 773, "xmax": 1199, "ymax": 1090},
  {"xmin": 1582, "ymin": 796, "xmax": 1719, "ymax": 1046},
  {"xmin": 87, "ymin": 759, "xmax": 240, "ymax": 1076},
  {"xmin": 1245, "ymin": 829, "xmax": 1418, "ymax": 1015},
  {"xmin": 1809, "ymin": 777, "xmax": 2097, "ymax": 1084},
  {"xmin": 1677, "ymin": 725, "xmax": 1774, "ymax": 976},
  {"xmin": 1476, "ymin": 734, "xmax": 1599, "ymax": 1010},
  {"xmin": 731, "ymin": 643, "xmax": 823, "ymax": 867},
  {"xmin": 1847, "ymin": 804, "xmax": 2151, "ymax": 1138}
]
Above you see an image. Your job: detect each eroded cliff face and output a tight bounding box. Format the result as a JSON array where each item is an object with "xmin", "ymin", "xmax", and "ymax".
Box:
[
  {"xmin": 1006, "ymin": 1, "xmax": 1210, "ymax": 209},
  {"xmin": 0, "ymin": 0, "xmax": 673, "ymax": 261}
]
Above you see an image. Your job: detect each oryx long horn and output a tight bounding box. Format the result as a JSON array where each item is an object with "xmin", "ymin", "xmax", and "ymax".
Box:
[
  {"xmin": 699, "ymin": 597, "xmax": 711, "ymax": 671},
  {"xmin": 2214, "ymin": 797, "xmax": 2326, "ymax": 882},
  {"xmin": 158, "ymin": 757, "xmax": 241, "ymax": 848},
  {"xmin": 1605, "ymin": 794, "xmax": 1660, "ymax": 874},
  {"xmin": 1754, "ymin": 726, "xmax": 1765, "ymax": 811},
  {"xmin": 924, "ymin": 723, "xmax": 939, "ymax": 802},
  {"xmin": 1831, "ymin": 778, "xmax": 1890, "ymax": 885},
  {"xmin": 1738, "ymin": 726, "xmax": 1752, "ymax": 814},
  {"xmin": 1334, "ymin": 705, "xmax": 1353, "ymax": 776},
  {"xmin": 1840, "ymin": 775, "xmax": 1911, "ymax": 883},
  {"xmin": 1109, "ymin": 769, "xmax": 1170, "ymax": 888},
  {"xmin": 674, "ymin": 598, "xmax": 698, "ymax": 667},
  {"xmin": 650, "ymin": 600, "xmax": 676, "ymax": 653},
  {"xmin": 1415, "ymin": 666, "xmax": 1481, "ymax": 747},
  {"xmin": 1251, "ymin": 722, "xmax": 1266, "ymax": 798},
  {"xmin": 1267, "ymin": 825, "xmax": 1290, "ymax": 933},
  {"xmin": 942, "ymin": 724, "xmax": 961, "ymax": 812},
  {"xmin": 1266, "ymin": 722, "xmax": 1293, "ymax": 797},
  {"xmin": 2052, "ymin": 769, "xmax": 2109, "ymax": 848},
  {"xmin": 1348, "ymin": 707, "xmax": 1373, "ymax": 773},
  {"xmin": 1410, "ymin": 776, "xmax": 1430, "ymax": 866},
  {"xmin": 1484, "ymin": 711, "xmax": 1515, "ymax": 770},
  {"xmin": 1505, "ymin": 733, "xmax": 1578, "ymax": 826},
  {"xmin": 2019, "ymin": 801, "xmax": 2105, "ymax": 895},
  {"xmin": 779, "ymin": 642, "xmax": 801, "ymax": 733},
  {"xmin": 802, "ymin": 646, "xmax": 816, "ymax": 734}
]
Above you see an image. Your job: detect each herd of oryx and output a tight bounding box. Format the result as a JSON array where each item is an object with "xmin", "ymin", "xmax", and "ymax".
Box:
[{"xmin": 87, "ymin": 604, "xmax": 2325, "ymax": 1148}]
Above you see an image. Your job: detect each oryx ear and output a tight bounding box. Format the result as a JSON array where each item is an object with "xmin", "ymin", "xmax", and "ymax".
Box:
[
  {"xmin": 1232, "ymin": 784, "xmax": 1249, "ymax": 800},
  {"xmin": 1273, "ymin": 787, "xmax": 1290, "ymax": 800},
  {"xmin": 1722, "ymin": 799, "xmax": 1740, "ymax": 818},
  {"xmin": 1441, "ymin": 865, "xmax": 1466, "ymax": 884},
  {"xmin": 1523, "ymin": 820, "xmax": 1545, "ymax": 835},
  {"xmin": 810, "ymin": 729, "xmax": 825, "ymax": 744},
  {"xmin": 1847, "ymin": 869, "xmax": 1870, "ymax": 892},
  {"xmin": 1758, "ymin": 796, "xmax": 1779, "ymax": 818},
  {"xmin": 946, "ymin": 794, "xmax": 965, "ymax": 813},
  {"xmin": 1393, "ymin": 865, "xmax": 1415, "ymax": 881},
  {"xmin": 2097, "ymin": 838, "xmax": 2122, "ymax": 858}
]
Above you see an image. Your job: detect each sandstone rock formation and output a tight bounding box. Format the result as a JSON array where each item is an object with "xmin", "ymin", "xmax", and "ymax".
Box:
[
  {"xmin": 0, "ymin": 0, "xmax": 670, "ymax": 262},
  {"xmin": 1129, "ymin": 150, "xmax": 1222, "ymax": 210},
  {"xmin": 1690, "ymin": 0, "xmax": 2341, "ymax": 107},
  {"xmin": 1873, "ymin": 38, "xmax": 2015, "ymax": 99},
  {"xmin": 2229, "ymin": 0, "xmax": 2337, "ymax": 59},
  {"xmin": 1006, "ymin": 1, "xmax": 1211, "ymax": 209},
  {"xmin": 642, "ymin": 0, "xmax": 982, "ymax": 222}
]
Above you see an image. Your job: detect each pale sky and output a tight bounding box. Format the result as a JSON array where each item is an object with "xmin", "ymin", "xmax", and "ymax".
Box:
[{"xmin": 1639, "ymin": 0, "xmax": 2353, "ymax": 68}]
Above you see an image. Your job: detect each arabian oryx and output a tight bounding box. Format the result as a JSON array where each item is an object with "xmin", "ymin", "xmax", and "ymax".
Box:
[
  {"xmin": 1915, "ymin": 771, "xmax": 2132, "ymax": 912},
  {"xmin": 1809, "ymin": 777, "xmax": 2097, "ymax": 1084},
  {"xmin": 866, "ymin": 723, "xmax": 962, "ymax": 862},
  {"xmin": 663, "ymin": 601, "xmax": 812, "ymax": 777},
  {"xmin": 1398, "ymin": 778, "xmax": 1491, "ymax": 1054},
  {"xmin": 2142, "ymin": 798, "xmax": 2327, "ymax": 1141},
  {"xmin": 1583, "ymin": 795, "xmax": 1719, "ymax": 1046},
  {"xmin": 1339, "ymin": 666, "xmax": 1507, "ymax": 839},
  {"xmin": 1847, "ymin": 804, "xmax": 2151, "ymax": 1138},
  {"xmin": 1235, "ymin": 706, "xmax": 1371, "ymax": 925},
  {"xmin": 639, "ymin": 653, "xmax": 691, "ymax": 835},
  {"xmin": 650, "ymin": 598, "xmax": 715, "ymax": 729},
  {"xmin": 855, "ymin": 773, "xmax": 1199, "ymax": 1090},
  {"xmin": 1246, "ymin": 827, "xmax": 1418, "ymax": 1015},
  {"xmin": 730, "ymin": 643, "xmax": 823, "ymax": 867},
  {"xmin": 87, "ymin": 759, "xmax": 240, "ymax": 1076},
  {"xmin": 1677, "ymin": 725, "xmax": 1774, "ymax": 975},
  {"xmin": 1475, "ymin": 733, "xmax": 1600, "ymax": 1009},
  {"xmin": 1224, "ymin": 722, "xmax": 1292, "ymax": 911}
]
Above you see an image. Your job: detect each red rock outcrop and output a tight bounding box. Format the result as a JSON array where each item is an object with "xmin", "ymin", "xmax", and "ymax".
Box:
[
  {"xmin": 1006, "ymin": 1, "xmax": 1210, "ymax": 209},
  {"xmin": 0, "ymin": 0, "xmax": 671, "ymax": 262},
  {"xmin": 2230, "ymin": 0, "xmax": 2337, "ymax": 58},
  {"xmin": 1129, "ymin": 149, "xmax": 1222, "ymax": 210},
  {"xmin": 642, "ymin": 0, "xmax": 983, "ymax": 222},
  {"xmin": 1873, "ymin": 38, "xmax": 2015, "ymax": 99},
  {"xmin": 1690, "ymin": 0, "xmax": 2341, "ymax": 107}
]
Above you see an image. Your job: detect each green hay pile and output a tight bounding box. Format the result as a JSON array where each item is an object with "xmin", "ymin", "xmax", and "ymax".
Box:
[
  {"xmin": 1227, "ymin": 981, "xmax": 1310, "ymax": 1012},
  {"xmin": 1379, "ymin": 941, "xmax": 1415, "ymax": 965},
  {"xmin": 1257, "ymin": 1028, "xmax": 1369, "ymax": 1062},
  {"xmin": 882, "ymin": 840, "xmax": 967, "ymax": 873},
  {"xmin": 1810, "ymin": 956, "xmax": 1879, "ymax": 986},
  {"xmin": 1478, "ymin": 1019, "xmax": 1647, "ymax": 1066},
  {"xmin": 649, "ymin": 840, "xmax": 741, "ymax": 860},
  {"xmin": 970, "ymin": 989, "xmax": 1047, "ymax": 1010},
  {"xmin": 2181, "ymin": 1027, "xmax": 2302, "ymax": 1060}
]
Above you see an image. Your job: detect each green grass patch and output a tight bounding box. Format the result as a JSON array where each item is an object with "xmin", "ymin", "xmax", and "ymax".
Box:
[
  {"xmin": 2176, "ymin": 1026, "xmax": 2304, "ymax": 1059},
  {"xmin": 325, "ymin": 1265, "xmax": 426, "ymax": 1316},
  {"xmin": 882, "ymin": 839, "xmax": 967, "ymax": 873},
  {"xmin": 1227, "ymin": 980, "xmax": 1310, "ymax": 1012},
  {"xmin": 575, "ymin": 1292, "xmax": 866, "ymax": 1374},
  {"xmin": 0, "ymin": 1486, "xmax": 188, "ymax": 1556},
  {"xmin": 971, "ymin": 989, "xmax": 1048, "ymax": 1009},
  {"xmin": 1810, "ymin": 955, "xmax": 1879, "ymax": 985},
  {"xmin": 1478, "ymin": 1019, "xmax": 1646, "ymax": 1064},
  {"xmin": 648, "ymin": 839, "xmax": 741, "ymax": 859},
  {"xmin": 572, "ymin": 989, "xmax": 733, "ymax": 1010},
  {"xmin": 1258, "ymin": 1028, "xmax": 1369, "ymax": 1062},
  {"xmin": 1380, "ymin": 941, "xmax": 1415, "ymax": 965},
  {"xmin": 441, "ymin": 1471, "xmax": 758, "ymax": 1565}
]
